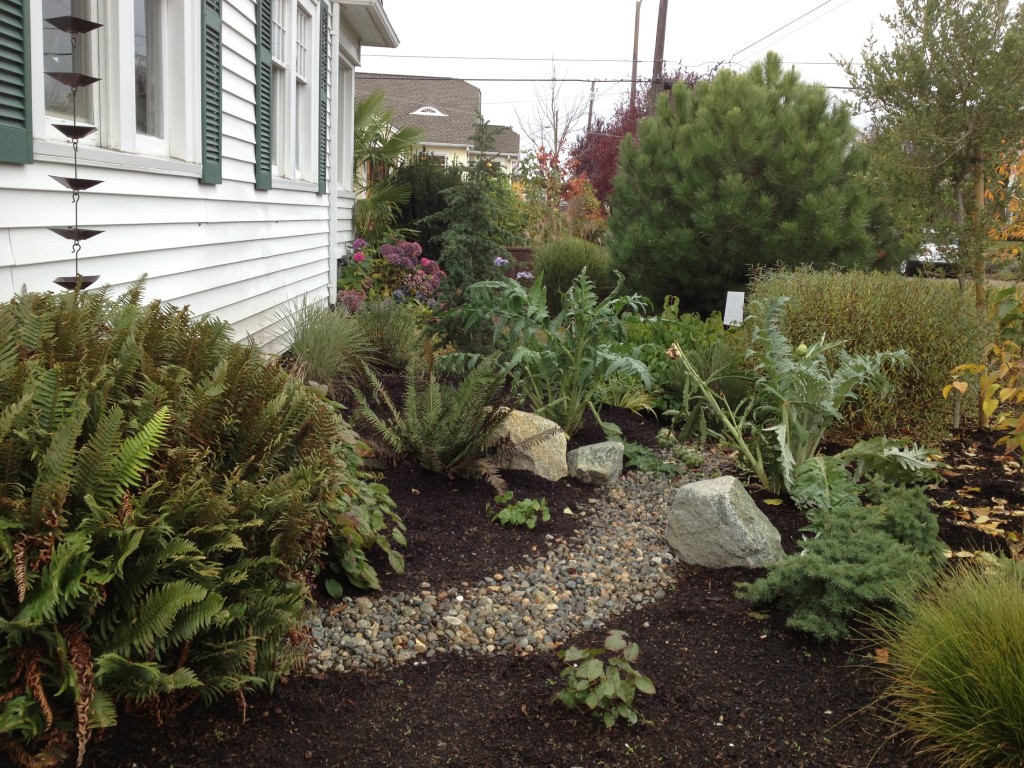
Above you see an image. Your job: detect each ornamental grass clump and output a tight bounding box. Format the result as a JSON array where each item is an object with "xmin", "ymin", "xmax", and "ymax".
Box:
[
  {"xmin": 0, "ymin": 283, "xmax": 404, "ymax": 766},
  {"xmin": 280, "ymin": 297, "xmax": 378, "ymax": 398},
  {"xmin": 873, "ymin": 559, "xmax": 1024, "ymax": 768}
]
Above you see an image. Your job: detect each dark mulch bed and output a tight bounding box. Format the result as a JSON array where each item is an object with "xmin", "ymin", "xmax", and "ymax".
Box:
[{"xmin": 80, "ymin": 414, "xmax": 1020, "ymax": 768}]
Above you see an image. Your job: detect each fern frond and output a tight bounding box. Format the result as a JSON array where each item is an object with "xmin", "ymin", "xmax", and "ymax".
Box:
[{"xmin": 107, "ymin": 580, "xmax": 209, "ymax": 657}]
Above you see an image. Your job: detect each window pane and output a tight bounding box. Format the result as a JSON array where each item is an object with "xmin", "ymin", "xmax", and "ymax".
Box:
[
  {"xmin": 135, "ymin": 0, "xmax": 164, "ymax": 137},
  {"xmin": 43, "ymin": 0, "xmax": 94, "ymax": 123},
  {"xmin": 295, "ymin": 8, "xmax": 310, "ymax": 83},
  {"xmin": 272, "ymin": 0, "xmax": 286, "ymax": 64}
]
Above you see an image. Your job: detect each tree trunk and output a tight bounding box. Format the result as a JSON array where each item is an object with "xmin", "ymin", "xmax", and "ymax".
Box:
[
  {"xmin": 970, "ymin": 155, "xmax": 990, "ymax": 428},
  {"xmin": 972, "ymin": 159, "xmax": 987, "ymax": 309}
]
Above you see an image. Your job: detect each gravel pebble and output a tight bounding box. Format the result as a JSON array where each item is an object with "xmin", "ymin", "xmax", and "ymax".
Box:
[{"xmin": 305, "ymin": 469, "xmax": 689, "ymax": 672}]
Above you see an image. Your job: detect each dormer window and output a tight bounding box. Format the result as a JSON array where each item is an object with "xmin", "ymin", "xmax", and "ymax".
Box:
[{"xmin": 411, "ymin": 106, "xmax": 447, "ymax": 116}]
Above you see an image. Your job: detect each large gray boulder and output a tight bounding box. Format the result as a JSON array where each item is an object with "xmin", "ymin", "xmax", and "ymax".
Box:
[
  {"xmin": 566, "ymin": 441, "xmax": 624, "ymax": 486},
  {"xmin": 491, "ymin": 410, "xmax": 568, "ymax": 481},
  {"xmin": 666, "ymin": 476, "xmax": 784, "ymax": 568}
]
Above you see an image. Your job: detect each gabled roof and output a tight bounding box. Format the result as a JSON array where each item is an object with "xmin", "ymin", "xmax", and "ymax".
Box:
[{"xmin": 355, "ymin": 73, "xmax": 521, "ymax": 155}]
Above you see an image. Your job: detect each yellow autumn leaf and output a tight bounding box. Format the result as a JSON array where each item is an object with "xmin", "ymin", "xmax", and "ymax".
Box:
[
  {"xmin": 982, "ymin": 398, "xmax": 999, "ymax": 419},
  {"xmin": 762, "ymin": 498, "xmax": 784, "ymax": 506}
]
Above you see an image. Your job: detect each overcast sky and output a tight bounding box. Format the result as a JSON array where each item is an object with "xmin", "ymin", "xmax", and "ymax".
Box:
[{"xmin": 358, "ymin": 0, "xmax": 899, "ymax": 150}]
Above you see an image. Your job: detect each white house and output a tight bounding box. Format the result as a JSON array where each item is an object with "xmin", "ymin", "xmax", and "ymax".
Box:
[{"xmin": 0, "ymin": 0, "xmax": 397, "ymax": 350}]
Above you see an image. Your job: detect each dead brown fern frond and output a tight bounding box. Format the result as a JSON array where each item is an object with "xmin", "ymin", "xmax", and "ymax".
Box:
[
  {"xmin": 64, "ymin": 626, "xmax": 94, "ymax": 767},
  {"xmin": 13, "ymin": 536, "xmax": 27, "ymax": 603}
]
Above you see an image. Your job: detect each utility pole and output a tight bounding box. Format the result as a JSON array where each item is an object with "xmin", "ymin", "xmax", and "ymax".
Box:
[
  {"xmin": 650, "ymin": 0, "xmax": 669, "ymax": 105},
  {"xmin": 587, "ymin": 80, "xmax": 596, "ymax": 133},
  {"xmin": 629, "ymin": 0, "xmax": 642, "ymax": 112}
]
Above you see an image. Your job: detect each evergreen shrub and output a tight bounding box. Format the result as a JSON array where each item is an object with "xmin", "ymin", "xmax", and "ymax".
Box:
[
  {"xmin": 873, "ymin": 559, "xmax": 1024, "ymax": 768},
  {"xmin": 532, "ymin": 236, "xmax": 612, "ymax": 314},
  {"xmin": 609, "ymin": 53, "xmax": 878, "ymax": 316},
  {"xmin": 747, "ymin": 267, "xmax": 992, "ymax": 442},
  {"xmin": 737, "ymin": 482, "xmax": 944, "ymax": 641},
  {"xmin": 0, "ymin": 285, "xmax": 404, "ymax": 766}
]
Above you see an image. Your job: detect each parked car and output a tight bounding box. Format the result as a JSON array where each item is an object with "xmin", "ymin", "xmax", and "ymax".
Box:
[{"xmin": 899, "ymin": 242, "xmax": 955, "ymax": 276}]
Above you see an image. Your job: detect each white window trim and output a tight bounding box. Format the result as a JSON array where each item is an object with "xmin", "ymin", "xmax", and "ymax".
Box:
[{"xmin": 31, "ymin": 0, "xmax": 200, "ymax": 165}]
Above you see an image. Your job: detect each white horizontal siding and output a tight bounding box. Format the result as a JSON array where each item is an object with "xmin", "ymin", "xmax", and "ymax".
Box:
[{"xmin": 0, "ymin": 0, "xmax": 350, "ymax": 354}]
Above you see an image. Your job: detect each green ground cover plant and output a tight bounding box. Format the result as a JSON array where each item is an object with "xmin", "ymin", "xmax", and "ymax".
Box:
[
  {"xmin": 737, "ymin": 479, "xmax": 945, "ymax": 641},
  {"xmin": 873, "ymin": 559, "xmax": 1024, "ymax": 768},
  {"xmin": 0, "ymin": 285, "xmax": 404, "ymax": 766},
  {"xmin": 555, "ymin": 630, "xmax": 655, "ymax": 728}
]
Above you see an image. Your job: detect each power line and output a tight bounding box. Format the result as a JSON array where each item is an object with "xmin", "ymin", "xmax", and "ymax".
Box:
[
  {"xmin": 730, "ymin": 0, "xmax": 841, "ymax": 60},
  {"xmin": 357, "ymin": 73, "xmax": 853, "ymax": 90}
]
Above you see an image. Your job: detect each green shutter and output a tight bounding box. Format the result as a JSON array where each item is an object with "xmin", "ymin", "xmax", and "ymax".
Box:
[
  {"xmin": 254, "ymin": 0, "xmax": 273, "ymax": 190},
  {"xmin": 0, "ymin": 0, "xmax": 33, "ymax": 165},
  {"xmin": 200, "ymin": 0, "xmax": 222, "ymax": 184},
  {"xmin": 317, "ymin": 1, "xmax": 329, "ymax": 195}
]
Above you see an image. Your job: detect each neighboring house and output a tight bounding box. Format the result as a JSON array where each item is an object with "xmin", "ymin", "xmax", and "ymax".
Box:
[
  {"xmin": 0, "ymin": 0, "xmax": 398, "ymax": 351},
  {"xmin": 354, "ymin": 73, "xmax": 520, "ymax": 174}
]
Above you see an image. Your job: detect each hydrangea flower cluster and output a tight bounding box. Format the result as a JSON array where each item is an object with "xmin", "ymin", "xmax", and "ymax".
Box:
[
  {"xmin": 406, "ymin": 257, "xmax": 444, "ymax": 302},
  {"xmin": 337, "ymin": 238, "xmax": 445, "ymax": 308},
  {"xmin": 380, "ymin": 240, "xmax": 424, "ymax": 269}
]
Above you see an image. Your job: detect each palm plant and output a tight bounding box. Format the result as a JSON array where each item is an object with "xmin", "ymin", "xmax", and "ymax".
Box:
[{"xmin": 353, "ymin": 91, "xmax": 424, "ymax": 243}]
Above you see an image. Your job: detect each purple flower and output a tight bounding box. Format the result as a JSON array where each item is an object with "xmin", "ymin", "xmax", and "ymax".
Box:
[
  {"xmin": 494, "ymin": 256, "xmax": 510, "ymax": 268},
  {"xmin": 516, "ymin": 271, "xmax": 534, "ymax": 281},
  {"xmin": 353, "ymin": 238, "xmax": 367, "ymax": 250}
]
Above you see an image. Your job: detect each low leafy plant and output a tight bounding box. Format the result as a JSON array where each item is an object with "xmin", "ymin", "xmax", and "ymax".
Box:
[
  {"xmin": 736, "ymin": 481, "xmax": 945, "ymax": 641},
  {"xmin": 355, "ymin": 353, "xmax": 511, "ymax": 490},
  {"xmin": 487, "ymin": 492, "xmax": 550, "ymax": 529},
  {"xmin": 446, "ymin": 270, "xmax": 650, "ymax": 436},
  {"xmin": 872, "ymin": 558, "xmax": 1024, "ymax": 768},
  {"xmin": 624, "ymin": 296, "xmax": 751, "ymax": 438},
  {"xmin": 947, "ymin": 286, "xmax": 1024, "ymax": 453},
  {"xmin": 555, "ymin": 630, "xmax": 656, "ymax": 728},
  {"xmin": 655, "ymin": 428, "xmax": 705, "ymax": 469}
]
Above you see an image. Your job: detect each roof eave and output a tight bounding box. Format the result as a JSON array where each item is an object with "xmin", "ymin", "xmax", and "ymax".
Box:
[{"xmin": 334, "ymin": 0, "xmax": 399, "ymax": 48}]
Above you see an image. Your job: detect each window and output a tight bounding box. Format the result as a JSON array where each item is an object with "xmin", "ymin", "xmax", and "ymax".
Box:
[
  {"xmin": 42, "ymin": 0, "xmax": 95, "ymax": 124},
  {"xmin": 266, "ymin": 0, "xmax": 316, "ymax": 180},
  {"xmin": 411, "ymin": 106, "xmax": 446, "ymax": 117},
  {"xmin": 256, "ymin": 0, "xmax": 330, "ymax": 190},
  {"xmin": 38, "ymin": 0, "xmax": 201, "ymax": 162},
  {"xmin": 133, "ymin": 0, "xmax": 163, "ymax": 139}
]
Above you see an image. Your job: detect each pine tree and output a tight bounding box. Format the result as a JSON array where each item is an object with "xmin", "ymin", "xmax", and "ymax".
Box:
[{"xmin": 608, "ymin": 53, "xmax": 877, "ymax": 316}]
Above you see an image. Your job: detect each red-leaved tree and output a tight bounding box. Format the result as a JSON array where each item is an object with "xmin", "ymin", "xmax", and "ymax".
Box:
[{"xmin": 570, "ymin": 69, "xmax": 716, "ymax": 202}]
